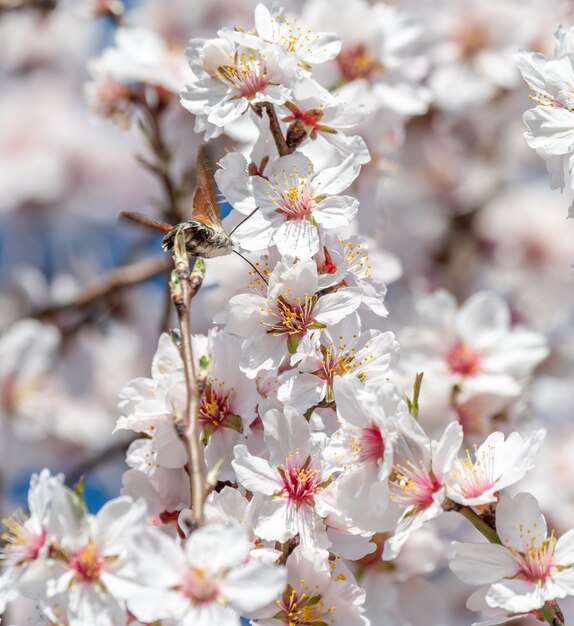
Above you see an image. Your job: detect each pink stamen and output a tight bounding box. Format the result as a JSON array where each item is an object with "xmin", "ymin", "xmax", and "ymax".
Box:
[
  {"xmin": 359, "ymin": 424, "xmax": 385, "ymax": 464},
  {"xmin": 279, "ymin": 450, "xmax": 320, "ymax": 507},
  {"xmin": 446, "ymin": 341, "xmax": 481, "ymax": 376},
  {"xmin": 69, "ymin": 541, "xmax": 104, "ymax": 583}
]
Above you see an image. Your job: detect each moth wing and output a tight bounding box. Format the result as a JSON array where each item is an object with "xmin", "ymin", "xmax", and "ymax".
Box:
[{"xmin": 192, "ymin": 145, "xmax": 224, "ymax": 232}]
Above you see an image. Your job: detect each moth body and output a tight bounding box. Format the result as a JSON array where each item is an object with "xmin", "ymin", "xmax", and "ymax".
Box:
[{"xmin": 162, "ymin": 220, "xmax": 233, "ymax": 258}]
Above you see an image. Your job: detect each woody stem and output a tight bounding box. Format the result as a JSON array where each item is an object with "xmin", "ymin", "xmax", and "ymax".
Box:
[
  {"xmin": 253, "ymin": 102, "xmax": 292, "ymax": 157},
  {"xmin": 170, "ymin": 235, "xmax": 207, "ymax": 527}
]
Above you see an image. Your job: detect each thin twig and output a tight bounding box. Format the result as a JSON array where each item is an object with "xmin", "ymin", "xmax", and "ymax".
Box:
[
  {"xmin": 139, "ymin": 104, "xmax": 184, "ymax": 224},
  {"xmin": 30, "ymin": 255, "xmax": 171, "ymax": 319},
  {"xmin": 170, "ymin": 231, "xmax": 207, "ymax": 527},
  {"xmin": 67, "ymin": 437, "xmax": 133, "ymax": 486}
]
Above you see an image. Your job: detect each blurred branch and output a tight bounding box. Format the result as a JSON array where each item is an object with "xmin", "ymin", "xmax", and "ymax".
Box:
[
  {"xmin": 138, "ymin": 103, "xmax": 184, "ymax": 224},
  {"xmin": 67, "ymin": 437, "xmax": 133, "ymax": 486},
  {"xmin": 0, "ymin": 0, "xmax": 57, "ymax": 12},
  {"xmin": 30, "ymin": 255, "xmax": 171, "ymax": 320}
]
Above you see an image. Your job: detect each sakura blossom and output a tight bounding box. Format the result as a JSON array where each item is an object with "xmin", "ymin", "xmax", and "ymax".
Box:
[
  {"xmin": 181, "ymin": 35, "xmax": 295, "ymax": 136},
  {"xmin": 3, "ymin": 1, "xmax": 574, "ymax": 626},
  {"xmin": 127, "ymin": 523, "xmax": 287, "ymax": 626},
  {"xmin": 396, "ymin": 289, "xmax": 549, "ymax": 435},
  {"xmin": 0, "ymin": 470, "xmax": 65, "ymax": 612},
  {"xmin": 232, "ymin": 406, "xmax": 333, "ymax": 549},
  {"xmin": 450, "ymin": 493, "xmax": 574, "ymax": 614},
  {"xmin": 384, "ymin": 418, "xmax": 463, "ymax": 559},
  {"xmin": 278, "ymin": 315, "xmax": 398, "ymax": 411},
  {"xmin": 223, "ymin": 256, "xmax": 361, "ymax": 377},
  {"xmin": 240, "ymin": 152, "xmax": 360, "ymax": 258},
  {"xmin": 254, "ymin": 545, "xmax": 369, "ymax": 626},
  {"xmin": 225, "ymin": 3, "xmax": 342, "ymax": 70},
  {"xmin": 319, "ymin": 377, "xmax": 405, "ymax": 532},
  {"xmin": 304, "ymin": 0, "xmax": 431, "ymax": 117},
  {"xmin": 446, "ymin": 429, "xmax": 546, "ymax": 506},
  {"xmin": 517, "ymin": 24, "xmax": 574, "ymax": 215}
]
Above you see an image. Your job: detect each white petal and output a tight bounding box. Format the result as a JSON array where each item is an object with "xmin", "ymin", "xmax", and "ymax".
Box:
[
  {"xmin": 232, "ymin": 445, "xmax": 281, "ymax": 495},
  {"xmin": 274, "ymin": 218, "xmax": 319, "ymax": 259},
  {"xmin": 315, "ymin": 288, "xmax": 361, "ymax": 325},
  {"xmin": 223, "ymin": 562, "xmax": 287, "ymax": 614},
  {"xmin": 524, "ymin": 106, "xmax": 574, "ymax": 156},
  {"xmin": 486, "ymin": 578, "xmax": 546, "ymax": 613},
  {"xmin": 449, "ymin": 542, "xmax": 518, "ymax": 584},
  {"xmin": 431, "ymin": 421, "xmax": 463, "ymax": 480},
  {"xmin": 555, "ymin": 529, "xmax": 574, "ymax": 566},
  {"xmin": 185, "ymin": 524, "xmax": 250, "ymax": 571},
  {"xmin": 496, "ymin": 493, "xmax": 547, "ymax": 552},
  {"xmin": 314, "ymin": 196, "xmax": 358, "ymax": 228},
  {"xmin": 312, "ymin": 154, "xmax": 361, "ymax": 195}
]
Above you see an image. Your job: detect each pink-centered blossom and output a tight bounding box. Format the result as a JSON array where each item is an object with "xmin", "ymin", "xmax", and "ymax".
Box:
[
  {"xmin": 319, "ymin": 377, "xmax": 404, "ymax": 532},
  {"xmin": 127, "ymin": 523, "xmax": 286, "ymax": 626},
  {"xmin": 280, "ymin": 315, "xmax": 398, "ymax": 411},
  {"xmin": 181, "ymin": 35, "xmax": 295, "ymax": 138},
  {"xmin": 450, "ymin": 493, "xmax": 574, "ymax": 613},
  {"xmin": 384, "ymin": 417, "xmax": 463, "ymax": 559},
  {"xmin": 232, "ymin": 406, "xmax": 333, "ymax": 549},
  {"xmin": 254, "ymin": 545, "xmax": 369, "ymax": 626},
  {"xmin": 222, "ymin": 257, "xmax": 361, "ymax": 378},
  {"xmin": 446, "ymin": 429, "xmax": 546, "ymax": 506}
]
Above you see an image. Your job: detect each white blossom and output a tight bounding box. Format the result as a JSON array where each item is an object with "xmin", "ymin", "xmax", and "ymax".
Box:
[
  {"xmin": 451, "ymin": 493, "xmax": 574, "ymax": 613},
  {"xmin": 127, "ymin": 523, "xmax": 287, "ymax": 626}
]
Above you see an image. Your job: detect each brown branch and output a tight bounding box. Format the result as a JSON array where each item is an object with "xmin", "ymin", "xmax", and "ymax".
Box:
[
  {"xmin": 170, "ymin": 231, "xmax": 207, "ymax": 527},
  {"xmin": 253, "ymin": 102, "xmax": 292, "ymax": 157},
  {"xmin": 30, "ymin": 255, "xmax": 171, "ymax": 319}
]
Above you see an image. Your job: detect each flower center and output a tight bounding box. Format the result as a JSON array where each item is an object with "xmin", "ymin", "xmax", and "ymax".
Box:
[
  {"xmin": 390, "ymin": 460, "xmax": 442, "ymax": 509},
  {"xmin": 341, "ymin": 239, "xmax": 372, "ymax": 279},
  {"xmin": 276, "ymin": 583, "xmax": 335, "ymax": 625},
  {"xmin": 265, "ymin": 293, "xmax": 320, "ymax": 339},
  {"xmin": 337, "ymin": 44, "xmax": 380, "ymax": 82},
  {"xmin": 216, "ymin": 51, "xmax": 270, "ymax": 99},
  {"xmin": 515, "ymin": 537, "xmax": 557, "ymax": 583},
  {"xmin": 277, "ymin": 184, "xmax": 316, "ymax": 220},
  {"xmin": 278, "ymin": 450, "xmax": 322, "ymax": 507},
  {"xmin": 1, "ymin": 511, "xmax": 47, "ymax": 566},
  {"xmin": 446, "ymin": 341, "xmax": 481, "ymax": 376},
  {"xmin": 359, "ymin": 424, "xmax": 385, "ymax": 464},
  {"xmin": 319, "ymin": 345, "xmax": 358, "ymax": 381},
  {"xmin": 268, "ymin": 15, "xmax": 314, "ymax": 55},
  {"xmin": 198, "ymin": 381, "xmax": 241, "ymax": 440},
  {"xmin": 180, "ymin": 566, "xmax": 220, "ymax": 604},
  {"xmin": 450, "ymin": 445, "xmax": 496, "ymax": 498},
  {"xmin": 69, "ymin": 540, "xmax": 104, "ymax": 583}
]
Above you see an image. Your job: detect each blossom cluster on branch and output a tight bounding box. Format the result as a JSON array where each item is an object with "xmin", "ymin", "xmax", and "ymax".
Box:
[{"xmin": 2, "ymin": 2, "xmax": 574, "ymax": 626}]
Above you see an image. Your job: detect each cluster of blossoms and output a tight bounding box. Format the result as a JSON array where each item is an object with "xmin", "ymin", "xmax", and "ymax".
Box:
[
  {"xmin": 518, "ymin": 25, "xmax": 574, "ymax": 216},
  {"xmin": 3, "ymin": 3, "xmax": 574, "ymax": 626}
]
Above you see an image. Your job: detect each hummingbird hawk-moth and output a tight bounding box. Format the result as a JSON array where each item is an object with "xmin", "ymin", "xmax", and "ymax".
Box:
[
  {"xmin": 161, "ymin": 145, "xmax": 233, "ymax": 258},
  {"xmin": 121, "ymin": 144, "xmax": 267, "ymax": 282},
  {"xmin": 122, "ymin": 145, "xmax": 233, "ymax": 258}
]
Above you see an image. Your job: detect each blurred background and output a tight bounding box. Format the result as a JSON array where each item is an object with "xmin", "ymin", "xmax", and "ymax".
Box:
[{"xmin": 1, "ymin": 0, "xmax": 574, "ymax": 624}]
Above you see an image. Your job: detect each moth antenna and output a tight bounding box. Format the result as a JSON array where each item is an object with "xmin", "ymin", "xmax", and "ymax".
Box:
[
  {"xmin": 120, "ymin": 211, "xmax": 173, "ymax": 233},
  {"xmin": 228, "ymin": 206, "xmax": 260, "ymax": 237},
  {"xmin": 232, "ymin": 249, "xmax": 269, "ymax": 285}
]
